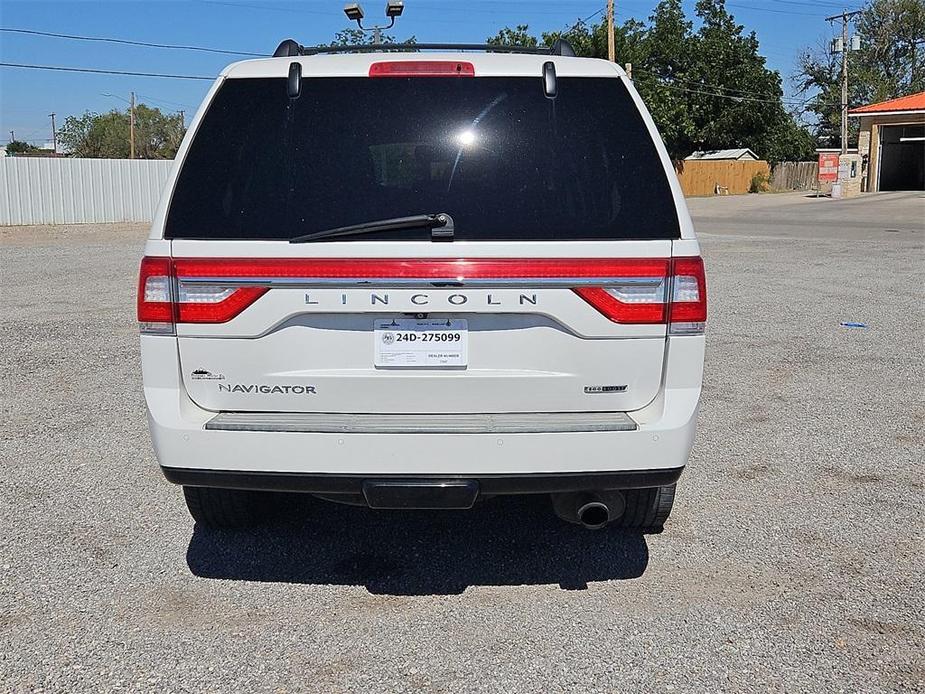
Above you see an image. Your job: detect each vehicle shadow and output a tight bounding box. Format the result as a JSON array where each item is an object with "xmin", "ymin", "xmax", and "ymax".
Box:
[{"xmin": 185, "ymin": 494, "xmax": 651, "ymax": 595}]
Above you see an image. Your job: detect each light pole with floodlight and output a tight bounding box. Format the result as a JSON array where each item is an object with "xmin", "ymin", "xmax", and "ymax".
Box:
[{"xmin": 343, "ymin": 2, "xmax": 404, "ymax": 45}]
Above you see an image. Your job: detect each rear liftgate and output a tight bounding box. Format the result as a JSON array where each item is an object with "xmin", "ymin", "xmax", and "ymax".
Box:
[{"xmin": 140, "ymin": 256, "xmax": 706, "ymax": 509}]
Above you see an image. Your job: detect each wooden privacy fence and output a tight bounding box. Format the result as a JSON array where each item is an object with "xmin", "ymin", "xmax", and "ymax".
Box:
[
  {"xmin": 673, "ymin": 160, "xmax": 771, "ymax": 197},
  {"xmin": 770, "ymin": 161, "xmax": 819, "ymax": 191}
]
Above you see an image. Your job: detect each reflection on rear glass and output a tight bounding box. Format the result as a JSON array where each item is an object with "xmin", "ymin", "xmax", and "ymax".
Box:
[{"xmin": 166, "ymin": 77, "xmax": 680, "ymax": 241}]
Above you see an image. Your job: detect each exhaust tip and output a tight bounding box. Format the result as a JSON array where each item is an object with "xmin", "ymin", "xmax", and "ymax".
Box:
[{"xmin": 577, "ymin": 501, "xmax": 610, "ymax": 530}]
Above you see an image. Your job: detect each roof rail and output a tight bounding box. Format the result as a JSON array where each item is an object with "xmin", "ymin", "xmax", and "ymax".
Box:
[{"xmin": 272, "ymin": 39, "xmax": 577, "ymax": 58}]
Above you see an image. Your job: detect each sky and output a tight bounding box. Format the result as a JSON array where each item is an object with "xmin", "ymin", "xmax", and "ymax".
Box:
[{"xmin": 0, "ymin": 0, "xmax": 864, "ymax": 146}]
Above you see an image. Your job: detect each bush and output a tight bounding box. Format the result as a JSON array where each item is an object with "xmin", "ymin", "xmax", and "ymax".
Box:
[
  {"xmin": 6, "ymin": 140, "xmax": 39, "ymax": 154},
  {"xmin": 749, "ymin": 171, "xmax": 770, "ymax": 193}
]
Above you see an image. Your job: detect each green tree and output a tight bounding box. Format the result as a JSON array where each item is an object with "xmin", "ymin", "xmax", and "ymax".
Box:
[
  {"xmin": 632, "ymin": 0, "xmax": 698, "ymax": 157},
  {"xmin": 541, "ymin": 19, "xmax": 607, "ymax": 58},
  {"xmin": 6, "ymin": 140, "xmax": 40, "ymax": 154},
  {"xmin": 487, "ymin": 24, "xmax": 538, "ymax": 48},
  {"xmin": 687, "ymin": 0, "xmax": 806, "ymax": 159},
  {"xmin": 794, "ymin": 39, "xmax": 844, "ymax": 148},
  {"xmin": 331, "ymin": 28, "xmax": 394, "ymax": 46},
  {"xmin": 760, "ymin": 111, "xmax": 818, "ymax": 162},
  {"xmin": 540, "ymin": 15, "xmax": 646, "ymax": 62},
  {"xmin": 488, "ymin": 1, "xmax": 815, "ymax": 161},
  {"xmin": 488, "ymin": 17, "xmax": 645, "ymax": 61},
  {"xmin": 329, "ymin": 27, "xmax": 415, "ymax": 47},
  {"xmin": 856, "ymin": 0, "xmax": 925, "ymax": 101},
  {"xmin": 57, "ymin": 104, "xmax": 184, "ymax": 159},
  {"xmin": 796, "ymin": 0, "xmax": 925, "ymax": 146}
]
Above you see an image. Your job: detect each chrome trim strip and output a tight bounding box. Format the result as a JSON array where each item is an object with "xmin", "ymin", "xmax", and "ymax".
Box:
[
  {"xmin": 205, "ymin": 411, "xmax": 638, "ymax": 434},
  {"xmin": 178, "ymin": 276, "xmax": 667, "ymax": 289}
]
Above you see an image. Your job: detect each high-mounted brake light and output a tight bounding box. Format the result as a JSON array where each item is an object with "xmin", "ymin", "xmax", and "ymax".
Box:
[{"xmin": 368, "ymin": 60, "xmax": 475, "ymax": 77}]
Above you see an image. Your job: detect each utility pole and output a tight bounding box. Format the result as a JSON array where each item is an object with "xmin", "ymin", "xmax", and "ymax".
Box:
[
  {"xmin": 607, "ymin": 0, "xmax": 616, "ymax": 63},
  {"xmin": 48, "ymin": 113, "xmax": 57, "ymax": 154},
  {"xmin": 129, "ymin": 91, "xmax": 136, "ymax": 159},
  {"xmin": 178, "ymin": 110, "xmax": 185, "ymax": 126},
  {"xmin": 826, "ymin": 9, "xmax": 862, "ymax": 154},
  {"xmin": 9, "ymin": 130, "xmax": 13, "ymax": 143}
]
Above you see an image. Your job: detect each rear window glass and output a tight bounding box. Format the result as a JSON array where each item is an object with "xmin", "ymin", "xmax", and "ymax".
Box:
[{"xmin": 165, "ymin": 76, "xmax": 680, "ymax": 241}]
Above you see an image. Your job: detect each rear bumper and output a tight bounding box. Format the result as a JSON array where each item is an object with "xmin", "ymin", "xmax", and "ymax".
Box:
[
  {"xmin": 162, "ymin": 466, "xmax": 684, "ymax": 495},
  {"xmin": 142, "ymin": 334, "xmax": 703, "ymax": 478}
]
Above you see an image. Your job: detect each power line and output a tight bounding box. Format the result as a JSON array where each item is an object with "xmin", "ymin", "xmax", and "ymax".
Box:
[
  {"xmin": 661, "ymin": 83, "xmax": 835, "ymax": 108},
  {"xmin": 137, "ymin": 93, "xmax": 195, "ymax": 110},
  {"xmin": 766, "ymin": 0, "xmax": 861, "ymax": 9},
  {"xmin": 632, "ymin": 67, "xmax": 805, "ymax": 104},
  {"xmin": 196, "ymin": 0, "xmax": 338, "ymax": 15},
  {"xmin": 643, "ymin": 75, "xmax": 833, "ymax": 107},
  {"xmin": 556, "ymin": 7, "xmax": 606, "ymax": 36},
  {"xmin": 0, "ymin": 62, "xmax": 214, "ymax": 80},
  {"xmin": 639, "ymin": 69, "xmax": 786, "ymax": 101},
  {"xmin": 724, "ymin": 2, "xmax": 832, "ymax": 18},
  {"xmin": 648, "ymin": 79, "xmax": 785, "ymax": 104},
  {"xmin": 0, "ymin": 27, "xmax": 263, "ymax": 57},
  {"xmin": 101, "ymin": 92, "xmax": 131, "ymax": 104}
]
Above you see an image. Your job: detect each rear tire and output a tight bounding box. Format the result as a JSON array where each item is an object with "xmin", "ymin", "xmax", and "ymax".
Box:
[
  {"xmin": 617, "ymin": 484, "xmax": 676, "ymax": 530},
  {"xmin": 182, "ymin": 486, "xmax": 268, "ymax": 528}
]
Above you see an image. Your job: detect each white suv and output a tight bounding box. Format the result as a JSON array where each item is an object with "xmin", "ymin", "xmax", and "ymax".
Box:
[{"xmin": 138, "ymin": 40, "xmax": 706, "ymax": 531}]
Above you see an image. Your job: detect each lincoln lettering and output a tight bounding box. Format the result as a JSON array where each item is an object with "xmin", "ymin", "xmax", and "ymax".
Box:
[{"xmin": 303, "ymin": 292, "xmax": 539, "ymax": 306}]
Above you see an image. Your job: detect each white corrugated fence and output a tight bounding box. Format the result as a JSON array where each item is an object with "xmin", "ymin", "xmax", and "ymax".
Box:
[{"xmin": 0, "ymin": 157, "xmax": 174, "ymax": 225}]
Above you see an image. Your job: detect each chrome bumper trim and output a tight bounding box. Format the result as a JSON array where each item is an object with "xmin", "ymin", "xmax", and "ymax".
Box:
[{"xmin": 204, "ymin": 410, "xmax": 638, "ymax": 434}]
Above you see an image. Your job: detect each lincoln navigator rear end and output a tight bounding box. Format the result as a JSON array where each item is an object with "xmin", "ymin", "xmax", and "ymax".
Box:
[{"xmin": 138, "ymin": 43, "xmax": 706, "ymax": 530}]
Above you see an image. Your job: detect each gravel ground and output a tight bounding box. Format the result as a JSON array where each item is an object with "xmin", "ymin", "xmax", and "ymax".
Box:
[{"xmin": 1, "ymin": 191, "xmax": 923, "ymax": 693}]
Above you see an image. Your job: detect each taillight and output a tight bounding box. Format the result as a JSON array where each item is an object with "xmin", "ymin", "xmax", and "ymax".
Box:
[
  {"xmin": 668, "ymin": 256, "xmax": 707, "ymax": 334},
  {"xmin": 572, "ymin": 262, "xmax": 669, "ymax": 323},
  {"xmin": 574, "ymin": 256, "xmax": 706, "ymax": 332},
  {"xmin": 137, "ymin": 256, "xmax": 174, "ymax": 334},
  {"xmin": 169, "ymin": 257, "xmax": 670, "ymax": 282},
  {"xmin": 136, "ymin": 256, "xmax": 267, "ymax": 333},
  {"xmin": 368, "ymin": 61, "xmax": 475, "ymax": 77},
  {"xmin": 136, "ymin": 256, "xmax": 705, "ymax": 332}
]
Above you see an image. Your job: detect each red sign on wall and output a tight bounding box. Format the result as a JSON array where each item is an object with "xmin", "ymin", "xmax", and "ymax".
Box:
[{"xmin": 818, "ymin": 153, "xmax": 840, "ymax": 182}]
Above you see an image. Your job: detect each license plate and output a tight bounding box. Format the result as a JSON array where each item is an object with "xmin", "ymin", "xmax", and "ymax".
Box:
[{"xmin": 374, "ymin": 318, "xmax": 468, "ymax": 367}]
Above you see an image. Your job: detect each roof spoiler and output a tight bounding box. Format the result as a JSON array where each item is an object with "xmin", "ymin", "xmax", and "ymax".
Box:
[{"xmin": 272, "ymin": 39, "xmax": 577, "ymax": 58}]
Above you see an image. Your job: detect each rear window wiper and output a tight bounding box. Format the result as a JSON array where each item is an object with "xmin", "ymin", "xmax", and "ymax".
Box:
[{"xmin": 289, "ymin": 213, "xmax": 454, "ymax": 243}]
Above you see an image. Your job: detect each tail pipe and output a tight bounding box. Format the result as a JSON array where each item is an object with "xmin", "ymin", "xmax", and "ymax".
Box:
[{"xmin": 551, "ymin": 491, "xmax": 626, "ymax": 530}]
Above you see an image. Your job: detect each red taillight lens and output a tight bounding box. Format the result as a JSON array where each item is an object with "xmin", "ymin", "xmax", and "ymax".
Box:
[
  {"xmin": 572, "ymin": 256, "xmax": 706, "ymax": 331},
  {"xmin": 137, "ymin": 256, "xmax": 267, "ymax": 332},
  {"xmin": 368, "ymin": 60, "xmax": 475, "ymax": 77},
  {"xmin": 170, "ymin": 257, "xmax": 669, "ymax": 281},
  {"xmin": 174, "ymin": 285, "xmax": 267, "ymax": 323},
  {"xmin": 137, "ymin": 256, "xmax": 705, "ymax": 331},
  {"xmin": 668, "ymin": 256, "xmax": 707, "ymax": 333},
  {"xmin": 137, "ymin": 256, "xmax": 174, "ymax": 332},
  {"xmin": 571, "ymin": 258, "xmax": 670, "ymax": 324},
  {"xmin": 573, "ymin": 286, "xmax": 668, "ymax": 324}
]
